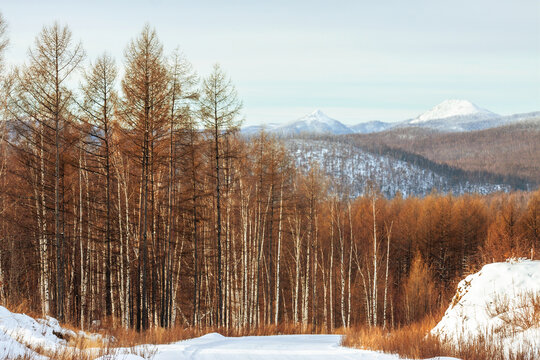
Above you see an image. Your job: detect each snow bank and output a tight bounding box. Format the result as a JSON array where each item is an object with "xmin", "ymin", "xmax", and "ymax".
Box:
[
  {"xmin": 0, "ymin": 305, "xmax": 104, "ymax": 359},
  {"xmin": 432, "ymin": 259, "xmax": 540, "ymax": 357},
  {"xmin": 0, "ymin": 305, "xmax": 74, "ymax": 358}
]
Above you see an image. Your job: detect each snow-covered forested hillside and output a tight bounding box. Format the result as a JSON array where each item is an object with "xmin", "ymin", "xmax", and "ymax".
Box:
[{"xmin": 286, "ymin": 138, "xmax": 510, "ymax": 198}]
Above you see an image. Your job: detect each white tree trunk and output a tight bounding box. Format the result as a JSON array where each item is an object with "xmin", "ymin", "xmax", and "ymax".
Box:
[
  {"xmin": 383, "ymin": 222, "xmax": 393, "ymax": 329},
  {"xmin": 274, "ymin": 184, "xmax": 283, "ymax": 325},
  {"xmin": 372, "ymin": 196, "xmax": 378, "ymax": 327}
]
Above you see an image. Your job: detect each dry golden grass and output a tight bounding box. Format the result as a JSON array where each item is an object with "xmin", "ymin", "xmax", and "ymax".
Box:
[
  {"xmin": 2, "ymin": 299, "xmax": 42, "ymax": 321},
  {"xmin": 486, "ymin": 291, "xmax": 540, "ymax": 332},
  {"xmin": 341, "ymin": 315, "xmax": 444, "ymax": 359}
]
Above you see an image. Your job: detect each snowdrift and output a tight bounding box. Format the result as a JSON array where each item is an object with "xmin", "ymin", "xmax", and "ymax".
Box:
[
  {"xmin": 0, "ymin": 305, "xmax": 102, "ymax": 358},
  {"xmin": 432, "ymin": 259, "xmax": 540, "ymax": 357}
]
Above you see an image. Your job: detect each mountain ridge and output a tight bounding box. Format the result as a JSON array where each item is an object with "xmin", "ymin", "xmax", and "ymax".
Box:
[{"xmin": 241, "ymin": 101, "xmax": 540, "ymax": 135}]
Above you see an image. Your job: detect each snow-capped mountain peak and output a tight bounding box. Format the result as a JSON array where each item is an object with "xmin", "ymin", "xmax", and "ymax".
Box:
[
  {"xmin": 411, "ymin": 99, "xmax": 498, "ymax": 124},
  {"xmin": 299, "ymin": 109, "xmax": 336, "ymax": 125},
  {"xmin": 275, "ymin": 110, "xmax": 353, "ymax": 135}
]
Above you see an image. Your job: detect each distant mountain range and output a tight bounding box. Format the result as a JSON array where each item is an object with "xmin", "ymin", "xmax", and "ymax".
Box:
[{"xmin": 242, "ymin": 100, "xmax": 540, "ymax": 135}]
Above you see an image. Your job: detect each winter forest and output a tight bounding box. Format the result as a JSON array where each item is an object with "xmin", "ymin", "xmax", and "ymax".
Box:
[{"xmin": 0, "ymin": 14, "xmax": 539, "ymax": 358}]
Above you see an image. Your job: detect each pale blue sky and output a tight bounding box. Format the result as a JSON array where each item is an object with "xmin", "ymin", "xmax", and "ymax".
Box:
[{"xmin": 2, "ymin": 0, "xmax": 539, "ymax": 125}]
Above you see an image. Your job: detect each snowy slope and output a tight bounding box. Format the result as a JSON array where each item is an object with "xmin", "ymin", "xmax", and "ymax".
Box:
[
  {"xmin": 432, "ymin": 259, "xmax": 540, "ymax": 358},
  {"xmin": 286, "ymin": 138, "xmax": 510, "ymax": 198},
  {"xmin": 273, "ymin": 110, "xmax": 353, "ymax": 135},
  {"xmin": 0, "ymin": 306, "xmax": 102, "ymax": 359}
]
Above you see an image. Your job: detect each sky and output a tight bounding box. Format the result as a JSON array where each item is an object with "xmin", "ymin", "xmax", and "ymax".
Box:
[{"xmin": 1, "ymin": 0, "xmax": 539, "ymax": 126}]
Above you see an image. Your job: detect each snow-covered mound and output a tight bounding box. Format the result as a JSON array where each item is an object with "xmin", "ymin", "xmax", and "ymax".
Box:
[
  {"xmin": 432, "ymin": 259, "xmax": 540, "ymax": 357},
  {"xmin": 0, "ymin": 306, "xmax": 104, "ymax": 359},
  {"xmin": 411, "ymin": 99, "xmax": 498, "ymax": 124},
  {"xmin": 0, "ymin": 306, "xmax": 74, "ymax": 358},
  {"xmin": 274, "ymin": 109, "xmax": 353, "ymax": 135}
]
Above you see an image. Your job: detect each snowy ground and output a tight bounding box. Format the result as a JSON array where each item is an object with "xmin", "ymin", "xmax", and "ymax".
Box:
[
  {"xmin": 99, "ymin": 333, "xmax": 456, "ymax": 360},
  {"xmin": 0, "ymin": 306, "xmax": 453, "ymax": 360}
]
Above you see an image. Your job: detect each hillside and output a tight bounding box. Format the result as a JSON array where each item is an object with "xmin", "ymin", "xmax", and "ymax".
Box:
[
  {"xmin": 348, "ymin": 119, "xmax": 540, "ymax": 185},
  {"xmin": 285, "ymin": 138, "xmax": 513, "ymax": 197}
]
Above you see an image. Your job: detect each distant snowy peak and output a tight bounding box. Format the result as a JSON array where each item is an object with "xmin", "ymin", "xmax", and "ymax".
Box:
[
  {"xmin": 411, "ymin": 99, "xmax": 498, "ymax": 124},
  {"xmin": 275, "ymin": 110, "xmax": 353, "ymax": 135},
  {"xmin": 299, "ymin": 109, "xmax": 337, "ymax": 125}
]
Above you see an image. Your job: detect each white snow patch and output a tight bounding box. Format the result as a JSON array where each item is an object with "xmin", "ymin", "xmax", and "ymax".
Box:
[
  {"xmin": 432, "ymin": 259, "xmax": 540, "ymax": 358},
  {"xmin": 0, "ymin": 305, "xmax": 105, "ymax": 359}
]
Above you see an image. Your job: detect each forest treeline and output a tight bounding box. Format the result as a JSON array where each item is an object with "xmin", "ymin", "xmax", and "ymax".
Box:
[{"xmin": 0, "ymin": 17, "xmax": 539, "ymax": 333}]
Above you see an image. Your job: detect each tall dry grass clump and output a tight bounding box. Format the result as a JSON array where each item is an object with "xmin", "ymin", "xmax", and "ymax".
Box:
[{"xmin": 342, "ymin": 314, "xmax": 444, "ymax": 359}]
